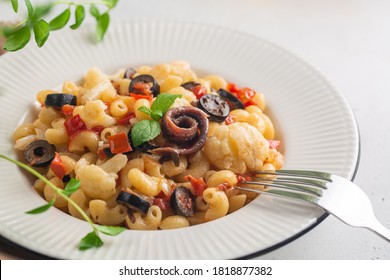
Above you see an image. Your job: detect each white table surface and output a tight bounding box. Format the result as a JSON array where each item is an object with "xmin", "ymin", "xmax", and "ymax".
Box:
[{"xmin": 0, "ymin": 0, "xmax": 389, "ymax": 260}]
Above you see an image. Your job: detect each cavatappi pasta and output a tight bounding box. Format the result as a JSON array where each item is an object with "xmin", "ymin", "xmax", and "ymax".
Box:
[{"xmin": 14, "ymin": 61, "xmax": 284, "ymax": 230}]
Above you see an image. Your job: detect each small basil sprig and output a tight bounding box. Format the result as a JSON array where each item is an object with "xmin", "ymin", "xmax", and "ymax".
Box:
[
  {"xmin": 131, "ymin": 94, "xmax": 181, "ymax": 147},
  {"xmin": 2, "ymin": 0, "xmax": 120, "ymax": 52},
  {"xmin": 0, "ymin": 154, "xmax": 126, "ymax": 251}
]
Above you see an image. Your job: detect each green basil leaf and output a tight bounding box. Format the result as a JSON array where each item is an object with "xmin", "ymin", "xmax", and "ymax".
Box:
[
  {"xmin": 104, "ymin": 0, "xmax": 119, "ymax": 9},
  {"xmin": 26, "ymin": 199, "xmax": 54, "ymax": 214},
  {"xmin": 137, "ymin": 105, "xmax": 153, "ymax": 116},
  {"xmin": 62, "ymin": 178, "xmax": 80, "ymax": 197},
  {"xmin": 49, "ymin": 8, "xmax": 71, "ymax": 31},
  {"xmin": 131, "ymin": 120, "xmax": 161, "ymax": 147},
  {"xmin": 24, "ymin": 0, "xmax": 33, "ymax": 17},
  {"xmin": 151, "ymin": 94, "xmax": 181, "ymax": 115},
  {"xmin": 79, "ymin": 231, "xmax": 103, "ymax": 250},
  {"xmin": 33, "ymin": 19, "xmax": 50, "ymax": 48},
  {"xmin": 11, "ymin": 0, "xmax": 18, "ymax": 13},
  {"xmin": 95, "ymin": 12, "xmax": 109, "ymax": 42},
  {"xmin": 151, "ymin": 110, "xmax": 163, "ymax": 121},
  {"xmin": 70, "ymin": 5, "xmax": 86, "ymax": 30},
  {"xmin": 3, "ymin": 25, "xmax": 31, "ymax": 52},
  {"xmin": 89, "ymin": 4, "xmax": 100, "ymax": 19},
  {"xmin": 96, "ymin": 225, "xmax": 126, "ymax": 236}
]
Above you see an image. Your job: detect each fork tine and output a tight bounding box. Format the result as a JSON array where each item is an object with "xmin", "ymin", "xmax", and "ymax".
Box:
[
  {"xmin": 236, "ymin": 186, "xmax": 319, "ymax": 203},
  {"xmin": 251, "ymin": 177, "xmax": 328, "ymax": 189},
  {"xmin": 240, "ymin": 180, "xmax": 324, "ymax": 196},
  {"xmin": 254, "ymin": 169, "xmax": 332, "ymax": 181}
]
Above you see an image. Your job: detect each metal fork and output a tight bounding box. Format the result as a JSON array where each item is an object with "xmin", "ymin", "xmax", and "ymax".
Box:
[{"xmin": 236, "ymin": 170, "xmax": 390, "ymax": 242}]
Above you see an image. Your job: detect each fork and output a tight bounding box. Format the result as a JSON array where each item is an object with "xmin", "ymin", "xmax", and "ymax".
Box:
[{"xmin": 236, "ymin": 170, "xmax": 390, "ymax": 242}]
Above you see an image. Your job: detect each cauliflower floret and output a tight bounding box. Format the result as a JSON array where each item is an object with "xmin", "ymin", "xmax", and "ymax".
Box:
[
  {"xmin": 229, "ymin": 106, "xmax": 275, "ymax": 140},
  {"xmin": 79, "ymin": 68, "xmax": 118, "ymax": 104},
  {"xmin": 204, "ymin": 122, "xmax": 269, "ymax": 174},
  {"xmin": 75, "ymin": 158, "xmax": 118, "ymax": 200},
  {"xmin": 79, "ymin": 100, "xmax": 116, "ymax": 129}
]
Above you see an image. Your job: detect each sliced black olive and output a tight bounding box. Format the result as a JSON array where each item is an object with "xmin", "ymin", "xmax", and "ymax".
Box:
[
  {"xmin": 117, "ymin": 191, "xmax": 151, "ymax": 215},
  {"xmin": 24, "ymin": 140, "xmax": 56, "ymax": 167},
  {"xmin": 129, "ymin": 74, "xmax": 160, "ymax": 97},
  {"xmin": 181, "ymin": 81, "xmax": 201, "ymax": 91},
  {"xmin": 197, "ymin": 94, "xmax": 230, "ymax": 123},
  {"xmin": 123, "ymin": 67, "xmax": 136, "ymax": 79},
  {"xmin": 170, "ymin": 186, "xmax": 196, "ymax": 217},
  {"xmin": 136, "ymin": 141, "xmax": 159, "ymax": 153},
  {"xmin": 217, "ymin": 88, "xmax": 245, "ymax": 110},
  {"xmin": 62, "ymin": 175, "xmax": 71, "ymax": 183},
  {"xmin": 45, "ymin": 93, "xmax": 77, "ymax": 108},
  {"xmin": 127, "ymin": 128, "xmax": 158, "ymax": 153}
]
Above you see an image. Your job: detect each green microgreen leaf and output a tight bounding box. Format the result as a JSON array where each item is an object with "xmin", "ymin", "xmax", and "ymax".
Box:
[
  {"xmin": 79, "ymin": 231, "xmax": 104, "ymax": 250},
  {"xmin": 11, "ymin": 0, "xmax": 18, "ymax": 13},
  {"xmin": 138, "ymin": 105, "xmax": 153, "ymax": 116},
  {"xmin": 62, "ymin": 178, "xmax": 81, "ymax": 197},
  {"xmin": 3, "ymin": 25, "xmax": 31, "ymax": 51},
  {"xmin": 151, "ymin": 110, "xmax": 163, "ymax": 121},
  {"xmin": 70, "ymin": 5, "xmax": 86, "ymax": 30},
  {"xmin": 131, "ymin": 120, "xmax": 161, "ymax": 147},
  {"xmin": 49, "ymin": 8, "xmax": 71, "ymax": 31},
  {"xmin": 151, "ymin": 94, "xmax": 181, "ymax": 115},
  {"xmin": 90, "ymin": 4, "xmax": 100, "ymax": 19},
  {"xmin": 96, "ymin": 225, "xmax": 126, "ymax": 236},
  {"xmin": 33, "ymin": 19, "xmax": 50, "ymax": 48},
  {"xmin": 26, "ymin": 198, "xmax": 55, "ymax": 214},
  {"xmin": 104, "ymin": 0, "xmax": 119, "ymax": 9},
  {"xmin": 24, "ymin": 0, "xmax": 33, "ymax": 17},
  {"xmin": 0, "ymin": 154, "xmax": 123, "ymax": 251},
  {"xmin": 95, "ymin": 12, "xmax": 110, "ymax": 42}
]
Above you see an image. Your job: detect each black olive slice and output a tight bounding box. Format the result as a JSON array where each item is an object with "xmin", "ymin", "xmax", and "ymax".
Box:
[
  {"xmin": 129, "ymin": 74, "xmax": 160, "ymax": 97},
  {"xmin": 24, "ymin": 140, "xmax": 56, "ymax": 167},
  {"xmin": 127, "ymin": 128, "xmax": 159, "ymax": 153},
  {"xmin": 136, "ymin": 141, "xmax": 159, "ymax": 153},
  {"xmin": 197, "ymin": 94, "xmax": 230, "ymax": 123},
  {"xmin": 170, "ymin": 186, "xmax": 196, "ymax": 217},
  {"xmin": 45, "ymin": 93, "xmax": 77, "ymax": 108},
  {"xmin": 217, "ymin": 88, "xmax": 245, "ymax": 110},
  {"xmin": 117, "ymin": 191, "xmax": 151, "ymax": 214},
  {"xmin": 62, "ymin": 175, "xmax": 71, "ymax": 183},
  {"xmin": 123, "ymin": 67, "xmax": 136, "ymax": 79},
  {"xmin": 181, "ymin": 81, "xmax": 201, "ymax": 91}
]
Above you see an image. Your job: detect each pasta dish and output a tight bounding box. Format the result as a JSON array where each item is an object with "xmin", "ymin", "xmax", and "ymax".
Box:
[{"xmin": 13, "ymin": 61, "xmax": 284, "ymax": 230}]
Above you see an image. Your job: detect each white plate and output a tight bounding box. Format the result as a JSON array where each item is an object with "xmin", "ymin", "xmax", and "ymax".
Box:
[{"xmin": 0, "ymin": 19, "xmax": 359, "ymax": 259}]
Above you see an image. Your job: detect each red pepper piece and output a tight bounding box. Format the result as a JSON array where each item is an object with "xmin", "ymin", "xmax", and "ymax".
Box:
[
  {"xmin": 191, "ymin": 85, "xmax": 208, "ymax": 99},
  {"xmin": 130, "ymin": 93, "xmax": 153, "ymax": 102},
  {"xmin": 184, "ymin": 175, "xmax": 207, "ymax": 196},
  {"xmin": 153, "ymin": 198, "xmax": 171, "ymax": 211},
  {"xmin": 90, "ymin": 126, "xmax": 105, "ymax": 136},
  {"xmin": 224, "ymin": 113, "xmax": 235, "ymax": 125},
  {"xmin": 107, "ymin": 132, "xmax": 132, "ymax": 154},
  {"xmin": 236, "ymin": 174, "xmax": 251, "ymax": 183},
  {"xmin": 227, "ymin": 83, "xmax": 240, "ymax": 94},
  {"xmin": 131, "ymin": 82, "xmax": 152, "ymax": 95},
  {"xmin": 268, "ymin": 140, "xmax": 281, "ymax": 150},
  {"xmin": 64, "ymin": 114, "xmax": 87, "ymax": 137},
  {"xmin": 237, "ymin": 87, "xmax": 257, "ymax": 105},
  {"xmin": 50, "ymin": 152, "xmax": 65, "ymax": 179},
  {"xmin": 61, "ymin": 104, "xmax": 75, "ymax": 116},
  {"xmin": 117, "ymin": 112, "xmax": 135, "ymax": 125}
]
